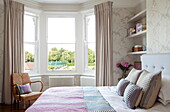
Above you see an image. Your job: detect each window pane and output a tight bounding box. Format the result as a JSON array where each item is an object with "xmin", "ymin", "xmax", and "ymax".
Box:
[
  {"xmin": 88, "ymin": 43, "xmax": 95, "ymax": 70},
  {"xmin": 48, "ymin": 44, "xmax": 75, "ymax": 70},
  {"xmin": 24, "ymin": 15, "xmax": 36, "ymax": 42},
  {"xmin": 24, "ymin": 44, "xmax": 35, "ymax": 72},
  {"xmin": 86, "ymin": 15, "xmax": 95, "ymax": 43},
  {"xmin": 48, "ymin": 18, "xmax": 75, "ymax": 43}
]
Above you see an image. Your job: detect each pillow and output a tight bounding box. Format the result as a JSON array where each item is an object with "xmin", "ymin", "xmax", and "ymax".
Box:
[
  {"xmin": 125, "ymin": 68, "xmax": 142, "ymax": 84},
  {"xmin": 17, "ymin": 83, "xmax": 32, "ymax": 94},
  {"xmin": 158, "ymin": 75, "xmax": 170, "ymax": 105},
  {"xmin": 116, "ymin": 79, "xmax": 130, "ymax": 96},
  {"xmin": 123, "ymin": 83, "xmax": 143, "ymax": 109},
  {"xmin": 136, "ymin": 70, "xmax": 161, "ymax": 108},
  {"xmin": 158, "ymin": 98, "xmax": 170, "ymax": 105}
]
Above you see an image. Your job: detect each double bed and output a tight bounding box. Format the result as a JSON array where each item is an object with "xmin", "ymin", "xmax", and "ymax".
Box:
[{"xmin": 26, "ymin": 54, "xmax": 170, "ymax": 112}]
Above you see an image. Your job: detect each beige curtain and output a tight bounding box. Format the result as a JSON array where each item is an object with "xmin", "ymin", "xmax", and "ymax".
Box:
[
  {"xmin": 3, "ymin": 0, "xmax": 24, "ymax": 104},
  {"xmin": 95, "ymin": 1, "xmax": 113, "ymax": 86}
]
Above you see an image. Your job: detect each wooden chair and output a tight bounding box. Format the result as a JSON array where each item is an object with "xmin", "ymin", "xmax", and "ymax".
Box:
[{"xmin": 11, "ymin": 73, "xmax": 44, "ymax": 108}]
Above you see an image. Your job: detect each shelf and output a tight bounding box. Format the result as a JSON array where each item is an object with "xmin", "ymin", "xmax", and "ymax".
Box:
[
  {"xmin": 128, "ymin": 51, "xmax": 147, "ymax": 55},
  {"xmin": 128, "ymin": 9, "xmax": 146, "ymax": 23},
  {"xmin": 127, "ymin": 30, "xmax": 147, "ymax": 38}
]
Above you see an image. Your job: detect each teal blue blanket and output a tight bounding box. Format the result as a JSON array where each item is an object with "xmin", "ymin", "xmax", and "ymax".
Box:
[{"xmin": 84, "ymin": 87, "xmax": 116, "ymax": 112}]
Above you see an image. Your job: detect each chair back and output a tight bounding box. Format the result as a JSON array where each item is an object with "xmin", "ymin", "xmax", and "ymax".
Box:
[
  {"xmin": 11, "ymin": 73, "xmax": 31, "ymax": 85},
  {"xmin": 11, "ymin": 73, "xmax": 31, "ymax": 97}
]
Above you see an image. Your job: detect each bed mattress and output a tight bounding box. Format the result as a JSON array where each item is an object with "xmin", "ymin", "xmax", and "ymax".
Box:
[{"xmin": 26, "ymin": 86, "xmax": 170, "ymax": 112}]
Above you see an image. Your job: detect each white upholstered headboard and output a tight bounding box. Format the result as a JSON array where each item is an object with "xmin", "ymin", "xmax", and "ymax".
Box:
[{"xmin": 141, "ymin": 53, "xmax": 170, "ymax": 76}]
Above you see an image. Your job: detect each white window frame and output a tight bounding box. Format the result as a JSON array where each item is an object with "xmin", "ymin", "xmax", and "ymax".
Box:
[
  {"xmin": 40, "ymin": 12, "xmax": 83, "ymax": 74},
  {"xmin": 83, "ymin": 11, "xmax": 96, "ymax": 74},
  {"xmin": 24, "ymin": 12, "xmax": 39, "ymax": 73}
]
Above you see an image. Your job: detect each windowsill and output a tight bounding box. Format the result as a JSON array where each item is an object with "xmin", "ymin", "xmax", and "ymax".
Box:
[
  {"xmin": 82, "ymin": 73, "xmax": 95, "ymax": 77},
  {"xmin": 29, "ymin": 73, "xmax": 42, "ymax": 77},
  {"xmin": 29, "ymin": 72, "xmax": 95, "ymax": 77},
  {"xmin": 29, "ymin": 73, "xmax": 81, "ymax": 77},
  {"xmin": 42, "ymin": 73, "xmax": 81, "ymax": 76},
  {"xmin": 45, "ymin": 70, "xmax": 76, "ymax": 73}
]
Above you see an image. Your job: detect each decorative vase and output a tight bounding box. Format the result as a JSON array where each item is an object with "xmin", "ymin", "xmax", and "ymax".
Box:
[
  {"xmin": 118, "ymin": 71, "xmax": 128, "ymax": 81},
  {"xmin": 122, "ymin": 71, "xmax": 127, "ymax": 78}
]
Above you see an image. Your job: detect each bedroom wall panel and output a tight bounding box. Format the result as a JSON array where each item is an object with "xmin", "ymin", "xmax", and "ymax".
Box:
[
  {"xmin": 30, "ymin": 77, "xmax": 42, "ymax": 92},
  {"xmin": 147, "ymin": 0, "xmax": 170, "ymax": 53},
  {"xmin": 112, "ymin": 8, "xmax": 134, "ymax": 85},
  {"xmin": 80, "ymin": 76, "xmax": 95, "ymax": 86},
  {"xmin": 41, "ymin": 75, "xmax": 50, "ymax": 91},
  {"xmin": 49, "ymin": 76, "xmax": 74, "ymax": 87},
  {"xmin": 39, "ymin": 75, "xmax": 83, "ymax": 91},
  {"xmin": 133, "ymin": 0, "xmax": 146, "ymax": 14},
  {"xmin": 0, "ymin": 0, "xmax": 4, "ymax": 103}
]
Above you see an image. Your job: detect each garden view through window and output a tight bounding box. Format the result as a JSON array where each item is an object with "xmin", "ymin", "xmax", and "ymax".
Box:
[
  {"xmin": 24, "ymin": 14, "xmax": 37, "ymax": 73},
  {"xmin": 47, "ymin": 18, "xmax": 76, "ymax": 70}
]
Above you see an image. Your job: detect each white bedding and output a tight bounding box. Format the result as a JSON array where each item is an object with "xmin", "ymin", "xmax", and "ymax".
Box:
[{"xmin": 98, "ymin": 86, "xmax": 170, "ymax": 112}]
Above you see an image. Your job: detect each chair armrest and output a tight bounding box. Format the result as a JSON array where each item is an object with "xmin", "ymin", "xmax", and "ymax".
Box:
[
  {"xmin": 30, "ymin": 81, "xmax": 44, "ymax": 92},
  {"xmin": 12, "ymin": 84, "xmax": 21, "ymax": 100}
]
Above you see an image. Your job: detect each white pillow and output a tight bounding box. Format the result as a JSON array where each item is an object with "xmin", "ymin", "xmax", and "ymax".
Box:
[
  {"xmin": 158, "ymin": 75, "xmax": 170, "ymax": 105},
  {"xmin": 125, "ymin": 68, "xmax": 142, "ymax": 84}
]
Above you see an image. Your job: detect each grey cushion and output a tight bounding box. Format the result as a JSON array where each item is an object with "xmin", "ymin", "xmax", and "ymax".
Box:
[
  {"xmin": 124, "ymin": 83, "xmax": 143, "ymax": 109},
  {"xmin": 117, "ymin": 79, "xmax": 130, "ymax": 96},
  {"xmin": 136, "ymin": 70, "xmax": 162, "ymax": 108}
]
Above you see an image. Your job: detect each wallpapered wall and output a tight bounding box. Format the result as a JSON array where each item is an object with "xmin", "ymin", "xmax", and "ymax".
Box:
[
  {"xmin": 112, "ymin": 8, "xmax": 135, "ymax": 85},
  {"xmin": 147, "ymin": 0, "xmax": 170, "ymax": 53},
  {"xmin": 0, "ymin": 0, "xmax": 4, "ymax": 102}
]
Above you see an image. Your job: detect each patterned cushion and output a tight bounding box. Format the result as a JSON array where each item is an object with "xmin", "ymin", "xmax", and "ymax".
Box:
[
  {"xmin": 124, "ymin": 83, "xmax": 143, "ymax": 109},
  {"xmin": 17, "ymin": 83, "xmax": 32, "ymax": 94},
  {"xmin": 136, "ymin": 70, "xmax": 162, "ymax": 108},
  {"xmin": 125, "ymin": 68, "xmax": 142, "ymax": 84},
  {"xmin": 116, "ymin": 79, "xmax": 130, "ymax": 96}
]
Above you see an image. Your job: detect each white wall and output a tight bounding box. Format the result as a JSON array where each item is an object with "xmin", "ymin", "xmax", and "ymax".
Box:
[
  {"xmin": 49, "ymin": 76, "xmax": 74, "ymax": 87},
  {"xmin": 14, "ymin": 0, "xmax": 41, "ymax": 9},
  {"xmin": 30, "ymin": 77, "xmax": 42, "ymax": 92},
  {"xmin": 147, "ymin": 0, "xmax": 170, "ymax": 53},
  {"xmin": 38, "ymin": 75, "xmax": 95, "ymax": 91},
  {"xmin": 80, "ymin": 76, "xmax": 95, "ymax": 86}
]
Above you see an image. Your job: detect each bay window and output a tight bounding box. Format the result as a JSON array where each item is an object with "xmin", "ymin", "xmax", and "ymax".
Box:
[{"xmin": 24, "ymin": 11, "xmax": 96, "ymax": 74}]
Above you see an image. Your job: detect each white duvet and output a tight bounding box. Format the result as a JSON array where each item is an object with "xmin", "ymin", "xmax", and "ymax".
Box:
[{"xmin": 98, "ymin": 86, "xmax": 170, "ymax": 112}]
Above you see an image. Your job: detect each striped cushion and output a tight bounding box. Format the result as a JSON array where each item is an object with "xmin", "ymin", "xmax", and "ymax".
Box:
[
  {"xmin": 136, "ymin": 70, "xmax": 161, "ymax": 108},
  {"xmin": 124, "ymin": 83, "xmax": 143, "ymax": 109},
  {"xmin": 116, "ymin": 79, "xmax": 130, "ymax": 96},
  {"xmin": 17, "ymin": 83, "xmax": 32, "ymax": 94},
  {"xmin": 125, "ymin": 68, "xmax": 142, "ymax": 84}
]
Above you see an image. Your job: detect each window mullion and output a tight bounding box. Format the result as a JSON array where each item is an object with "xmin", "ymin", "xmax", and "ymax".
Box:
[{"xmin": 84, "ymin": 14, "xmax": 96, "ymax": 72}]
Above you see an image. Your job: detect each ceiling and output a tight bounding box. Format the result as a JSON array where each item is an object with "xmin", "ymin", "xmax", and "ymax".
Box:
[
  {"xmin": 32, "ymin": 0, "xmax": 91, "ymax": 4},
  {"xmin": 31, "ymin": 0, "xmax": 145, "ymax": 8}
]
